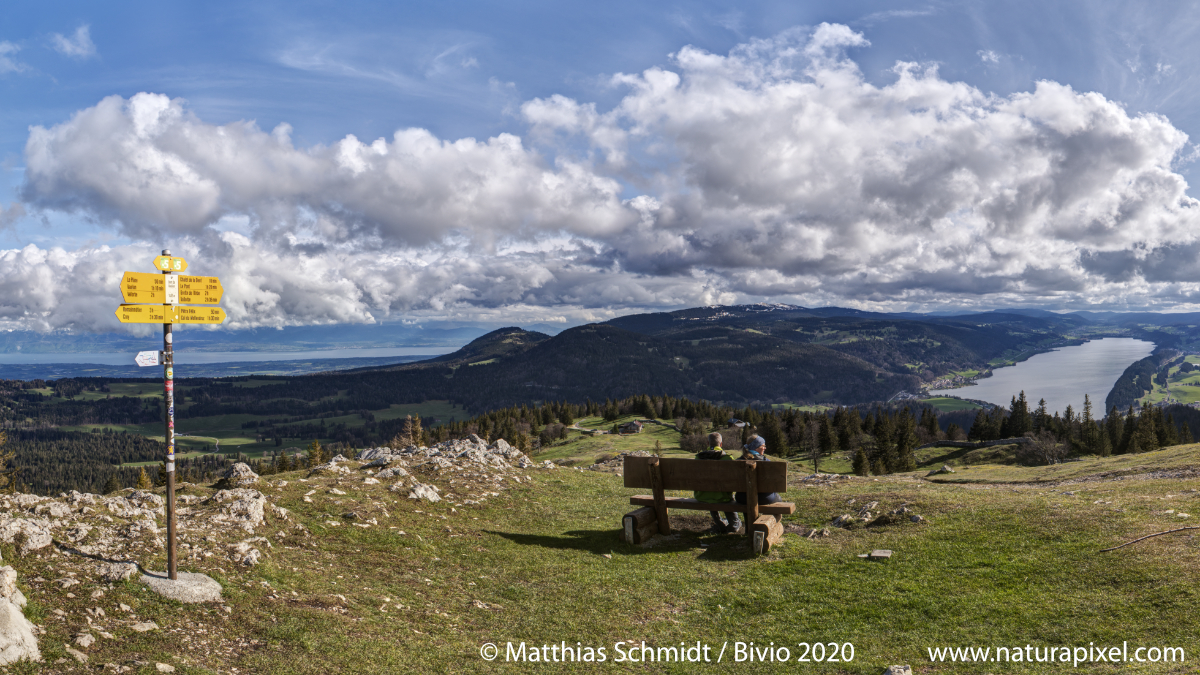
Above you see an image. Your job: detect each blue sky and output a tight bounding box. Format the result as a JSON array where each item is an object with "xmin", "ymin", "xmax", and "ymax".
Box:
[{"xmin": 4, "ymin": 1, "xmax": 1200, "ymax": 333}]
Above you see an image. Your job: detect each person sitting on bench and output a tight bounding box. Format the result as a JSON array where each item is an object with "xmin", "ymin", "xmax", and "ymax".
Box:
[
  {"xmin": 693, "ymin": 432, "xmax": 741, "ymax": 534},
  {"xmin": 735, "ymin": 435, "xmax": 782, "ymax": 505}
]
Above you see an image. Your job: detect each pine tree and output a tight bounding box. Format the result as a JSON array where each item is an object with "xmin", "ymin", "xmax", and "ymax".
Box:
[
  {"xmin": 135, "ymin": 467, "xmax": 152, "ymax": 490},
  {"xmin": 307, "ymin": 440, "xmax": 324, "ymax": 468},
  {"xmin": 0, "ymin": 432, "xmax": 19, "ymax": 494},
  {"xmin": 1182, "ymin": 423, "xmax": 1195, "ymax": 444},
  {"xmin": 852, "ymin": 446, "xmax": 870, "ymax": 476},
  {"xmin": 760, "ymin": 415, "xmax": 789, "ymax": 458},
  {"xmin": 1106, "ymin": 406, "xmax": 1124, "ymax": 454},
  {"xmin": 894, "ymin": 408, "xmax": 918, "ymax": 472},
  {"xmin": 103, "ymin": 473, "xmax": 121, "ymax": 494}
]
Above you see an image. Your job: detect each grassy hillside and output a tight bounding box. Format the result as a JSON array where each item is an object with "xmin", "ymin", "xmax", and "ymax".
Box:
[{"xmin": 11, "ymin": 444, "xmax": 1200, "ymax": 673}]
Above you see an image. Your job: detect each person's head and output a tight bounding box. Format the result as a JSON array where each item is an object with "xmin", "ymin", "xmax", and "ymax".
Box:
[
  {"xmin": 742, "ymin": 435, "xmax": 766, "ymax": 459},
  {"xmin": 708, "ymin": 431, "xmax": 723, "ymax": 449}
]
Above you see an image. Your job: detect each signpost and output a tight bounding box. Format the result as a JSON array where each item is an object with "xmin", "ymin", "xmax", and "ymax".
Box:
[{"xmin": 118, "ymin": 250, "xmax": 224, "ymax": 581}]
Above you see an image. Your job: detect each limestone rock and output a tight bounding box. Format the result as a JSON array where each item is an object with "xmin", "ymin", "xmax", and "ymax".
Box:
[
  {"xmin": 64, "ymin": 644, "xmax": 87, "ymax": 662},
  {"xmin": 130, "ymin": 622, "xmax": 160, "ymax": 632},
  {"xmin": 376, "ymin": 467, "xmax": 408, "ymax": 479},
  {"xmin": 218, "ymin": 463, "xmax": 260, "ymax": 488},
  {"xmin": 883, "ymin": 667, "xmax": 912, "ymax": 675},
  {"xmin": 831, "ymin": 514, "xmax": 857, "ymax": 528},
  {"xmin": 360, "ymin": 457, "xmax": 391, "ymax": 469},
  {"xmin": 308, "ymin": 462, "xmax": 351, "ymax": 477},
  {"xmin": 229, "ymin": 541, "xmax": 262, "ymax": 566},
  {"xmin": 157, "ymin": 663, "xmax": 176, "ymax": 673},
  {"xmin": 362, "ymin": 477, "xmax": 380, "ymax": 485},
  {"xmin": 408, "ymin": 484, "xmax": 441, "ymax": 503},
  {"xmin": 0, "ymin": 517, "xmax": 51, "ymax": 554},
  {"xmin": 74, "ymin": 633, "xmax": 94, "ymax": 648},
  {"xmin": 97, "ymin": 562, "xmax": 138, "ymax": 582},
  {"xmin": 205, "ymin": 489, "xmax": 267, "ymax": 533},
  {"xmin": 0, "ymin": 573, "xmax": 38, "ymax": 665}
]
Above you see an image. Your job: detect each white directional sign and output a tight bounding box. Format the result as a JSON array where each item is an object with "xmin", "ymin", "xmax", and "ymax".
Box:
[{"xmin": 135, "ymin": 350, "xmax": 162, "ymax": 367}]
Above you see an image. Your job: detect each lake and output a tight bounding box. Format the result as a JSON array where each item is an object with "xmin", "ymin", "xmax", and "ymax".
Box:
[{"xmin": 929, "ymin": 338, "xmax": 1155, "ymax": 416}]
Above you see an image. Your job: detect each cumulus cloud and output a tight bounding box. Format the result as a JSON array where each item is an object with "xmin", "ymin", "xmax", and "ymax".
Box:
[
  {"xmin": 10, "ymin": 23, "xmax": 1200, "ymax": 332},
  {"xmin": 50, "ymin": 25, "xmax": 96, "ymax": 59}
]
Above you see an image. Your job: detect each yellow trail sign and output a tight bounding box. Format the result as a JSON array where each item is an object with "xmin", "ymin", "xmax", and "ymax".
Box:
[
  {"xmin": 174, "ymin": 306, "xmax": 226, "ymax": 324},
  {"xmin": 121, "ymin": 271, "xmax": 169, "ymax": 303},
  {"xmin": 115, "ymin": 304, "xmax": 173, "ymax": 324},
  {"xmin": 177, "ymin": 275, "xmax": 223, "ymax": 304},
  {"xmin": 153, "ymin": 255, "xmax": 188, "ymax": 273},
  {"xmin": 116, "ymin": 305, "xmax": 226, "ymax": 325}
]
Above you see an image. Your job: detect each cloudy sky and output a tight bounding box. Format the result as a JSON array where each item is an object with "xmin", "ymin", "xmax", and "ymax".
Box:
[{"xmin": 4, "ymin": 0, "xmax": 1200, "ymax": 334}]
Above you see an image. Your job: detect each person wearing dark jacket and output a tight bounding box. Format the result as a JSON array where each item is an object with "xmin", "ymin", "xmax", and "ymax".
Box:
[
  {"xmin": 693, "ymin": 432, "xmax": 741, "ymax": 533},
  {"xmin": 735, "ymin": 435, "xmax": 782, "ymax": 505}
]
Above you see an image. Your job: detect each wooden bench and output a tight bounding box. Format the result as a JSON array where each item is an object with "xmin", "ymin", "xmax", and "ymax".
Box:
[{"xmin": 622, "ymin": 455, "xmax": 796, "ymax": 555}]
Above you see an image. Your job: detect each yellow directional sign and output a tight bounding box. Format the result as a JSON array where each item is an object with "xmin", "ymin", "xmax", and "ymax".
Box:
[
  {"xmin": 115, "ymin": 304, "xmax": 172, "ymax": 324},
  {"xmin": 121, "ymin": 271, "xmax": 170, "ymax": 303},
  {"xmin": 177, "ymin": 275, "xmax": 223, "ymax": 304},
  {"xmin": 153, "ymin": 255, "xmax": 188, "ymax": 273},
  {"xmin": 116, "ymin": 305, "xmax": 226, "ymax": 324},
  {"xmin": 174, "ymin": 306, "xmax": 226, "ymax": 324}
]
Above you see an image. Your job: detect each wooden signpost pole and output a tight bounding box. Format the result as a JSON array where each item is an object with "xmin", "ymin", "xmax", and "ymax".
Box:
[
  {"xmin": 118, "ymin": 250, "xmax": 223, "ymax": 583},
  {"xmin": 162, "ymin": 249, "xmax": 178, "ymax": 581}
]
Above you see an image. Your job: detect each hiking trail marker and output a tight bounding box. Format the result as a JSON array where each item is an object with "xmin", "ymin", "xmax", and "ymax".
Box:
[{"xmin": 116, "ymin": 250, "xmax": 225, "ymax": 581}]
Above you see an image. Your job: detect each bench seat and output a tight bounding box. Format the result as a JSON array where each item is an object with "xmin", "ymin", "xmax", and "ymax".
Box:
[{"xmin": 629, "ymin": 495, "xmax": 795, "ymax": 515}]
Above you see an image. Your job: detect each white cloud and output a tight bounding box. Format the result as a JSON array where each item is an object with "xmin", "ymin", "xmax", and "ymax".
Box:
[
  {"xmin": 0, "ymin": 42, "xmax": 26, "ymax": 74},
  {"xmin": 10, "ymin": 23, "xmax": 1200, "ymax": 332},
  {"xmin": 979, "ymin": 49, "xmax": 1000, "ymax": 63},
  {"xmin": 50, "ymin": 25, "xmax": 96, "ymax": 59}
]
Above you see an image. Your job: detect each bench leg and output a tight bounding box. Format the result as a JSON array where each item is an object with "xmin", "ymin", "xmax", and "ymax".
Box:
[
  {"xmin": 622, "ymin": 507, "xmax": 658, "ymax": 545},
  {"xmin": 750, "ymin": 514, "xmax": 783, "ymax": 556}
]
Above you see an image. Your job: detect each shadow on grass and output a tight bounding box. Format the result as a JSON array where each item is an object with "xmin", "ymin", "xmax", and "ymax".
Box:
[{"xmin": 485, "ymin": 528, "xmax": 755, "ymax": 561}]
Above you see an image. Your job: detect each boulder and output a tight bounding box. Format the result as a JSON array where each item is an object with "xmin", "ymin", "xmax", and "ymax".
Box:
[
  {"xmin": 0, "ymin": 517, "xmax": 52, "ymax": 554},
  {"xmin": 408, "ymin": 484, "xmax": 442, "ymax": 503},
  {"xmin": 376, "ymin": 467, "xmax": 409, "ymax": 479},
  {"xmin": 218, "ymin": 463, "xmax": 260, "ymax": 488},
  {"xmin": 205, "ymin": 489, "xmax": 267, "ymax": 533},
  {"xmin": 360, "ymin": 457, "xmax": 391, "ymax": 469}
]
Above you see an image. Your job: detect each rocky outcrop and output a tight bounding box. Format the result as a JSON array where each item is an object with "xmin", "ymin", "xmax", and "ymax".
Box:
[{"xmin": 217, "ymin": 463, "xmax": 260, "ymax": 488}]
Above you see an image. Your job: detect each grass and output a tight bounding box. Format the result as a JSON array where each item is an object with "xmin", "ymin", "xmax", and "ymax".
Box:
[
  {"xmin": 12, "ymin": 443, "xmax": 1200, "ymax": 673},
  {"xmin": 921, "ymin": 397, "xmax": 982, "ymax": 412}
]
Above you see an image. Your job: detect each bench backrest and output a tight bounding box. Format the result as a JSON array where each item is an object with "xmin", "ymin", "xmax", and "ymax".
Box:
[{"xmin": 623, "ymin": 456, "xmax": 787, "ymax": 493}]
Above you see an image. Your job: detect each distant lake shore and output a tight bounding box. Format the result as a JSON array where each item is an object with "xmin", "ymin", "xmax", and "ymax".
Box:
[{"xmin": 929, "ymin": 337, "xmax": 1155, "ymax": 415}]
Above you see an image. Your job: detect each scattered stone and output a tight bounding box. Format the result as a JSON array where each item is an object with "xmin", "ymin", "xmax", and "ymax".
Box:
[
  {"xmin": 329, "ymin": 488, "xmax": 346, "ymax": 496},
  {"xmin": 140, "ymin": 571, "xmax": 223, "ymax": 604},
  {"xmin": 64, "ymin": 644, "xmax": 88, "ymax": 662},
  {"xmin": 471, "ymin": 599, "xmax": 502, "ymax": 610},
  {"xmin": 217, "ymin": 463, "xmax": 260, "ymax": 488},
  {"xmin": 360, "ymin": 457, "xmax": 391, "ymax": 469},
  {"xmin": 130, "ymin": 622, "xmax": 161, "ymax": 632},
  {"xmin": 156, "ymin": 663, "xmax": 176, "ymax": 673},
  {"xmin": 910, "ymin": 514, "xmax": 925, "ymax": 523},
  {"xmin": 883, "ymin": 666, "xmax": 912, "ymax": 675},
  {"xmin": 926, "ymin": 465, "xmax": 955, "ymax": 476},
  {"xmin": 228, "ymin": 541, "xmax": 263, "ymax": 566},
  {"xmin": 376, "ymin": 467, "xmax": 408, "ymax": 479},
  {"xmin": 363, "ymin": 477, "xmax": 380, "ymax": 485},
  {"xmin": 831, "ymin": 514, "xmax": 857, "ymax": 528},
  {"xmin": 74, "ymin": 633, "xmax": 95, "ymax": 648}
]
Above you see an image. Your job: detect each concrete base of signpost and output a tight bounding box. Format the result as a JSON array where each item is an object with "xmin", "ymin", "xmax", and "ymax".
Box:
[{"xmin": 140, "ymin": 571, "xmax": 223, "ymax": 603}]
